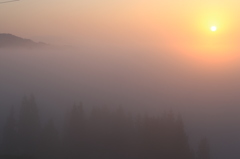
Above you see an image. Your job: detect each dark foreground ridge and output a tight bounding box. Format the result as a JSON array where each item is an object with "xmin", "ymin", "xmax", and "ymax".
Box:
[{"xmin": 0, "ymin": 33, "xmax": 49, "ymax": 49}]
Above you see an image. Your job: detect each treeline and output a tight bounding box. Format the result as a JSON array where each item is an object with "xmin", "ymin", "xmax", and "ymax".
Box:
[{"xmin": 0, "ymin": 95, "xmax": 210, "ymax": 159}]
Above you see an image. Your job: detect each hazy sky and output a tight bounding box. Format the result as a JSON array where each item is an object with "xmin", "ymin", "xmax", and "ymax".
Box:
[
  {"xmin": 1, "ymin": 0, "xmax": 240, "ymax": 73},
  {"xmin": 1, "ymin": 0, "xmax": 240, "ymax": 48}
]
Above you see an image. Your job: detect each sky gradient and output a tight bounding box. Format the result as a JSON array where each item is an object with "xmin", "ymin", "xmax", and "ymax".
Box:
[
  {"xmin": 1, "ymin": 0, "xmax": 240, "ymax": 47},
  {"xmin": 2, "ymin": 0, "xmax": 240, "ymax": 72}
]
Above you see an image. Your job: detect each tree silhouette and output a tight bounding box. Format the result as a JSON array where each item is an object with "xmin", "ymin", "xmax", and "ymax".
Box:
[
  {"xmin": 37, "ymin": 118, "xmax": 60, "ymax": 159},
  {"xmin": 0, "ymin": 96, "xmax": 211, "ymax": 159},
  {"xmin": 173, "ymin": 115, "xmax": 194, "ymax": 159},
  {"xmin": 198, "ymin": 137, "xmax": 210, "ymax": 159},
  {"xmin": 1, "ymin": 106, "xmax": 18, "ymax": 155},
  {"xmin": 18, "ymin": 95, "xmax": 40, "ymax": 156},
  {"xmin": 63, "ymin": 103, "xmax": 85, "ymax": 159}
]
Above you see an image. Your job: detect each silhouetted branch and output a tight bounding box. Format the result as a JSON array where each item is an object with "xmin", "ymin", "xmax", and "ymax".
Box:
[{"xmin": 0, "ymin": 0, "xmax": 19, "ymax": 4}]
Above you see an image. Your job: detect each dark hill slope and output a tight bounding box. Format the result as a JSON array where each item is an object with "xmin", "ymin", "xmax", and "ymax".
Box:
[{"xmin": 0, "ymin": 33, "xmax": 49, "ymax": 48}]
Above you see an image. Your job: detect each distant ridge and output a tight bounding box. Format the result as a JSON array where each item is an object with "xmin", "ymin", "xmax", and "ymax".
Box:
[{"xmin": 0, "ymin": 33, "xmax": 50, "ymax": 49}]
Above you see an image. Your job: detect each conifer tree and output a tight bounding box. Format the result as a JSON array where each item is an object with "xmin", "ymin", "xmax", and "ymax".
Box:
[
  {"xmin": 198, "ymin": 137, "xmax": 210, "ymax": 159},
  {"xmin": 1, "ymin": 106, "xmax": 18, "ymax": 155},
  {"xmin": 39, "ymin": 119, "xmax": 59, "ymax": 159},
  {"xmin": 18, "ymin": 95, "xmax": 40, "ymax": 155},
  {"xmin": 174, "ymin": 115, "xmax": 194, "ymax": 159},
  {"xmin": 63, "ymin": 103, "xmax": 85, "ymax": 159}
]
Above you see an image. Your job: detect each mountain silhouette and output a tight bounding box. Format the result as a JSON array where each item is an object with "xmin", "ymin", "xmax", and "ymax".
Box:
[{"xmin": 0, "ymin": 33, "xmax": 49, "ymax": 49}]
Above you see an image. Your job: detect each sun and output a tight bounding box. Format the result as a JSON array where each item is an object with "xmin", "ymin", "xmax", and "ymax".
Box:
[{"xmin": 210, "ymin": 26, "xmax": 217, "ymax": 31}]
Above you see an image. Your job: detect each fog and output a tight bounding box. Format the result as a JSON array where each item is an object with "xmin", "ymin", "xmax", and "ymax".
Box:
[{"xmin": 1, "ymin": 47, "xmax": 240, "ymax": 159}]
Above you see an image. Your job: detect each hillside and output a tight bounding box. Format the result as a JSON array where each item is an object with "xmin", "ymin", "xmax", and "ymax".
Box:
[{"xmin": 0, "ymin": 33, "xmax": 49, "ymax": 48}]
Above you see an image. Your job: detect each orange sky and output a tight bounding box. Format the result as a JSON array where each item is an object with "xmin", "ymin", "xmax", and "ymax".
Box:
[{"xmin": 1, "ymin": 0, "xmax": 240, "ymax": 69}]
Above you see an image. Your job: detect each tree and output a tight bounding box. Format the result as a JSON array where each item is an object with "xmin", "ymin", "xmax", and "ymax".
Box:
[
  {"xmin": 38, "ymin": 119, "xmax": 60, "ymax": 159},
  {"xmin": 173, "ymin": 115, "xmax": 194, "ymax": 159},
  {"xmin": 198, "ymin": 137, "xmax": 210, "ymax": 159},
  {"xmin": 18, "ymin": 95, "xmax": 40, "ymax": 155},
  {"xmin": 63, "ymin": 103, "xmax": 85, "ymax": 159},
  {"xmin": 1, "ymin": 106, "xmax": 18, "ymax": 155}
]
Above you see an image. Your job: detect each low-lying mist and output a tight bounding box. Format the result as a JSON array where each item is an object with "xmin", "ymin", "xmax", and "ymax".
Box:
[{"xmin": 1, "ymin": 47, "xmax": 240, "ymax": 159}]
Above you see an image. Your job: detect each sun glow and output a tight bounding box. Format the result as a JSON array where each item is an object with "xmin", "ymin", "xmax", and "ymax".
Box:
[{"xmin": 210, "ymin": 26, "xmax": 217, "ymax": 31}]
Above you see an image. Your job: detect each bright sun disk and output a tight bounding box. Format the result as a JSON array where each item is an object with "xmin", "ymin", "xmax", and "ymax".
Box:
[{"xmin": 211, "ymin": 26, "xmax": 217, "ymax": 31}]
